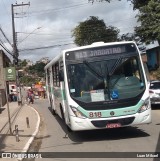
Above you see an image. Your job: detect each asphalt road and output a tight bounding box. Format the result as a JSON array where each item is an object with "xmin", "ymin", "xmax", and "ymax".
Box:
[{"xmin": 26, "ymin": 99, "xmax": 160, "ymax": 161}]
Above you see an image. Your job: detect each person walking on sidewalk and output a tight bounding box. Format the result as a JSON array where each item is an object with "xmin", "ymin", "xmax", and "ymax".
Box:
[{"xmin": 27, "ymin": 89, "xmax": 34, "ymax": 104}]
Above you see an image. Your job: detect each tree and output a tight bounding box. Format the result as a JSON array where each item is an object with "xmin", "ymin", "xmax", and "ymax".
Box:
[
  {"xmin": 88, "ymin": 0, "xmax": 149, "ymax": 10},
  {"xmin": 120, "ymin": 33, "xmax": 135, "ymax": 41},
  {"xmin": 72, "ymin": 16, "xmax": 120, "ymax": 46},
  {"xmin": 19, "ymin": 59, "xmax": 27, "ymax": 67},
  {"xmin": 28, "ymin": 62, "xmax": 46, "ymax": 77},
  {"xmin": 135, "ymin": 0, "xmax": 160, "ymax": 44},
  {"xmin": 19, "ymin": 75, "xmax": 37, "ymax": 86},
  {"xmin": 130, "ymin": 0, "xmax": 150, "ymax": 10}
]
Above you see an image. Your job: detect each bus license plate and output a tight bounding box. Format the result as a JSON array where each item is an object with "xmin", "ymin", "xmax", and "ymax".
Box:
[{"xmin": 106, "ymin": 123, "xmax": 121, "ymax": 128}]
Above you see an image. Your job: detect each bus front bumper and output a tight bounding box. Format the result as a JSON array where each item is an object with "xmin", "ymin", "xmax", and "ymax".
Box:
[{"xmin": 69, "ymin": 109, "xmax": 151, "ymax": 131}]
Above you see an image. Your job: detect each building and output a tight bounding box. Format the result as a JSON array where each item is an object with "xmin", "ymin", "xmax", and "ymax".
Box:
[
  {"xmin": 139, "ymin": 41, "xmax": 160, "ymax": 71},
  {"xmin": 0, "ymin": 50, "xmax": 11, "ymax": 106},
  {"xmin": 36, "ymin": 57, "xmax": 50, "ymax": 64},
  {"xmin": 146, "ymin": 41, "xmax": 160, "ymax": 71},
  {"xmin": 26, "ymin": 59, "xmax": 34, "ymax": 66}
]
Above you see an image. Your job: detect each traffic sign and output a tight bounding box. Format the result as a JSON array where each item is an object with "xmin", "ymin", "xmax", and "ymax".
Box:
[{"xmin": 5, "ymin": 67, "xmax": 16, "ymax": 81}]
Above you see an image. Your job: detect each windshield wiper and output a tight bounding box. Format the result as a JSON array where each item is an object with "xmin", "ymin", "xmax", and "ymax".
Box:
[
  {"xmin": 83, "ymin": 60, "xmax": 103, "ymax": 80},
  {"xmin": 109, "ymin": 57, "xmax": 122, "ymax": 76}
]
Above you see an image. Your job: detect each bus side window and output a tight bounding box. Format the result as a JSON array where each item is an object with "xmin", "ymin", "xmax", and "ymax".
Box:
[
  {"xmin": 59, "ymin": 60, "xmax": 64, "ymax": 82},
  {"xmin": 59, "ymin": 70, "xmax": 64, "ymax": 81}
]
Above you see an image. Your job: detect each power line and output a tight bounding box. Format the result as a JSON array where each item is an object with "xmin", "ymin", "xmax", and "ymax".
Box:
[
  {"xmin": 15, "ymin": 21, "xmax": 136, "ymax": 40},
  {"xmin": 0, "ymin": 26, "xmax": 12, "ymax": 47},
  {"xmin": 0, "ymin": 38, "xmax": 10, "ymax": 51},
  {"xmin": 12, "ymin": 1, "xmax": 137, "ymax": 48},
  {"xmin": 19, "ymin": 42, "xmax": 74, "ymax": 52},
  {"xmin": 27, "ymin": 0, "xmax": 131, "ymax": 17},
  {"xmin": 18, "ymin": 27, "xmax": 42, "ymax": 45},
  {"xmin": 28, "ymin": 2, "xmax": 89, "ymax": 16},
  {"xmin": 0, "ymin": 43, "xmax": 13, "ymax": 57},
  {"xmin": 16, "ymin": 31, "xmax": 71, "ymax": 36},
  {"xmin": 11, "ymin": 0, "xmax": 136, "ymax": 55}
]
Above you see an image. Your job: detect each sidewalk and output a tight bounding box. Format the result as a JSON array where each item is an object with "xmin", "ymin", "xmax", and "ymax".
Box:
[{"xmin": 0, "ymin": 101, "xmax": 40, "ymax": 161}]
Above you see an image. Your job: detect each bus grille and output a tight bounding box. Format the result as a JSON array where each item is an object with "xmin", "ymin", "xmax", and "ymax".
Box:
[{"xmin": 91, "ymin": 117, "xmax": 135, "ymax": 128}]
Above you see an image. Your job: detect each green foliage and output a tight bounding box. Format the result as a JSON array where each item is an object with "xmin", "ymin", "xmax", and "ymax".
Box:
[
  {"xmin": 20, "ymin": 59, "xmax": 27, "ymax": 67},
  {"xmin": 131, "ymin": 0, "xmax": 150, "ymax": 10},
  {"xmin": 72, "ymin": 16, "xmax": 120, "ymax": 46},
  {"xmin": 88, "ymin": 0, "xmax": 149, "ymax": 10},
  {"xmin": 19, "ymin": 61, "xmax": 46, "ymax": 86},
  {"xmin": 28, "ymin": 62, "xmax": 46, "ymax": 77},
  {"xmin": 120, "ymin": 33, "xmax": 135, "ymax": 41},
  {"xmin": 19, "ymin": 75, "xmax": 37, "ymax": 86},
  {"xmin": 135, "ymin": 0, "xmax": 160, "ymax": 43}
]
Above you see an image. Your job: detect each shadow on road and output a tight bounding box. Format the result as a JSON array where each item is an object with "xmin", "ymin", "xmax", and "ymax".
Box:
[
  {"xmin": 151, "ymin": 104, "xmax": 160, "ymax": 110},
  {"xmin": 48, "ymin": 107, "xmax": 150, "ymax": 143},
  {"xmin": 0, "ymin": 134, "xmax": 9, "ymax": 151},
  {"xmin": 0, "ymin": 108, "xmax": 6, "ymax": 114},
  {"xmin": 153, "ymin": 132, "xmax": 160, "ymax": 161}
]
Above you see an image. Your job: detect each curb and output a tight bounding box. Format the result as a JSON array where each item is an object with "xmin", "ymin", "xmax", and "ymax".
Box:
[{"xmin": 17, "ymin": 104, "xmax": 40, "ymax": 161}]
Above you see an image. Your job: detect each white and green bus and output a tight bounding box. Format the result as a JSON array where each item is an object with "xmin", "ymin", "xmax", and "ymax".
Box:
[{"xmin": 44, "ymin": 41, "xmax": 151, "ymax": 131}]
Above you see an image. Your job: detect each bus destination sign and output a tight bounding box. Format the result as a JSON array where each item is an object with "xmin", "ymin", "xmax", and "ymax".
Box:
[{"xmin": 74, "ymin": 46, "xmax": 126, "ymax": 59}]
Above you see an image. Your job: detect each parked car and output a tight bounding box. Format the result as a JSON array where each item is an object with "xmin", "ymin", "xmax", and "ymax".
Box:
[{"xmin": 149, "ymin": 80, "xmax": 160, "ymax": 104}]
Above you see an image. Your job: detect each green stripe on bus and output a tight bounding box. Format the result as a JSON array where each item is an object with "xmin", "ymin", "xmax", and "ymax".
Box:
[
  {"xmin": 78, "ymin": 100, "xmax": 143, "ymax": 118},
  {"xmin": 61, "ymin": 89, "xmax": 66, "ymax": 100},
  {"xmin": 51, "ymin": 87, "xmax": 54, "ymax": 94}
]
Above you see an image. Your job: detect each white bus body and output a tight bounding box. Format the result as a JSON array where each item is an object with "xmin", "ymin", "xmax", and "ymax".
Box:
[{"xmin": 45, "ymin": 41, "xmax": 151, "ymax": 131}]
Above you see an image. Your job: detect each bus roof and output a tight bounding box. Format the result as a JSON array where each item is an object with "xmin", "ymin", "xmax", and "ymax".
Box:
[
  {"xmin": 44, "ymin": 41, "xmax": 136, "ymax": 70},
  {"xmin": 44, "ymin": 51, "xmax": 63, "ymax": 70}
]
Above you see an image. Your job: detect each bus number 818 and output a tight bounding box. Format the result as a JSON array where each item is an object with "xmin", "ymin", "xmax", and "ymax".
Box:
[{"xmin": 89, "ymin": 112, "xmax": 102, "ymax": 118}]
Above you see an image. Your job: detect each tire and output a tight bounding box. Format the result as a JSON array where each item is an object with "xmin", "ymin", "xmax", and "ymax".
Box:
[
  {"xmin": 60, "ymin": 105, "xmax": 65, "ymax": 121},
  {"xmin": 60, "ymin": 105, "xmax": 72, "ymax": 132}
]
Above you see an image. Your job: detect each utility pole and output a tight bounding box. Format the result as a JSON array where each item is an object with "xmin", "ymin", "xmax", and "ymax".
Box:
[
  {"xmin": 11, "ymin": 2, "xmax": 30, "ymax": 65},
  {"xmin": 11, "ymin": 2, "xmax": 30, "ymax": 105}
]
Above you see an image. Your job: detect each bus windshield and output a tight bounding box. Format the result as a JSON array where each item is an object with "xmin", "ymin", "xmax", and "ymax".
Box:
[{"xmin": 66, "ymin": 45, "xmax": 145, "ymax": 103}]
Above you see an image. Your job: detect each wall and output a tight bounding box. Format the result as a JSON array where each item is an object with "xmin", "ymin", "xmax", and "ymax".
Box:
[
  {"xmin": 146, "ymin": 47, "xmax": 160, "ymax": 71},
  {"xmin": 0, "ymin": 50, "xmax": 10, "ymax": 106},
  {"xmin": 0, "ymin": 51, "xmax": 5, "ymax": 88}
]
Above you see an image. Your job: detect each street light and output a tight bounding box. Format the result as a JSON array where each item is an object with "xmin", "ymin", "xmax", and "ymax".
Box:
[
  {"xmin": 17, "ymin": 26, "xmax": 42, "ymax": 45},
  {"xmin": 14, "ymin": 27, "xmax": 42, "ymax": 105}
]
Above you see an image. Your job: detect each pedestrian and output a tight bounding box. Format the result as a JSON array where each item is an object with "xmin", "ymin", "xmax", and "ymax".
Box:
[
  {"xmin": 30, "ymin": 91, "xmax": 34, "ymax": 104},
  {"xmin": 9, "ymin": 90, "xmax": 13, "ymax": 102},
  {"xmin": 12, "ymin": 94, "xmax": 17, "ymax": 102},
  {"xmin": 27, "ymin": 89, "xmax": 34, "ymax": 104}
]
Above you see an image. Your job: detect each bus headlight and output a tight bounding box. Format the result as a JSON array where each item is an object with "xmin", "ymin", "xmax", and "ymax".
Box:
[
  {"xmin": 138, "ymin": 98, "xmax": 150, "ymax": 113},
  {"xmin": 70, "ymin": 106, "xmax": 86, "ymax": 119}
]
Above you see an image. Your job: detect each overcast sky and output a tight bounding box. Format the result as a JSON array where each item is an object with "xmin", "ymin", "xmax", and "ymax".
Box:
[{"xmin": 0, "ymin": 0, "xmax": 138, "ymax": 63}]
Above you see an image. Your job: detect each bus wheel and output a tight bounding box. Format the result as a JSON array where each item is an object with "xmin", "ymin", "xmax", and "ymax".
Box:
[
  {"xmin": 60, "ymin": 105, "xmax": 65, "ymax": 121},
  {"xmin": 50, "ymin": 103, "xmax": 57, "ymax": 116},
  {"xmin": 60, "ymin": 105, "xmax": 72, "ymax": 132}
]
